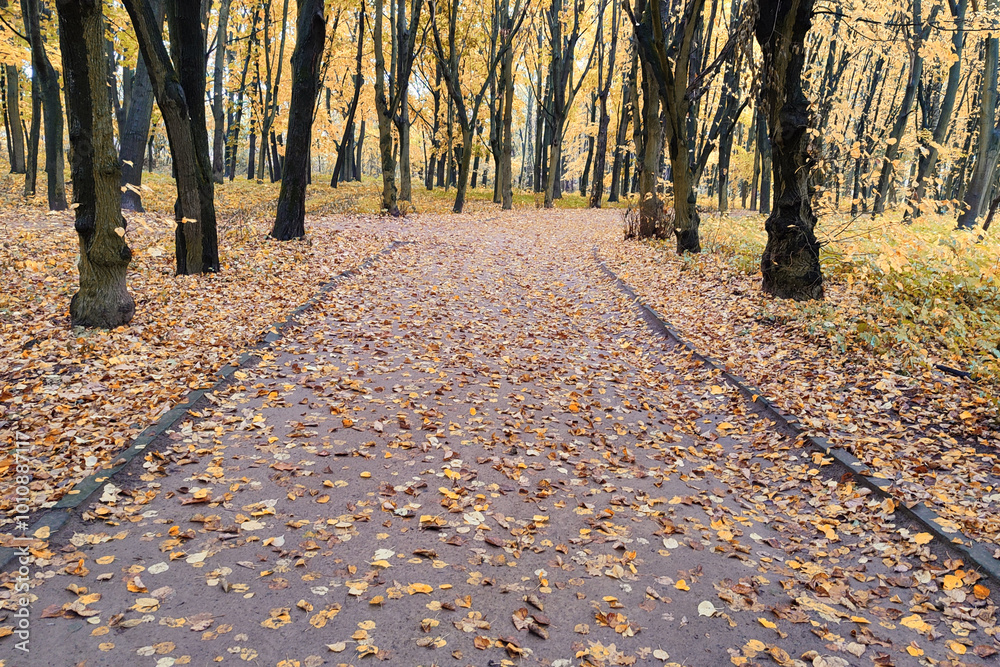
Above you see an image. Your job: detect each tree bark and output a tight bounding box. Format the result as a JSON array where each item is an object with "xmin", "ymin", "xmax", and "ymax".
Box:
[
  {"xmin": 872, "ymin": 0, "xmax": 936, "ymax": 214},
  {"xmin": 589, "ymin": 0, "xmax": 619, "ymax": 208},
  {"xmin": 271, "ymin": 0, "xmax": 326, "ymax": 240},
  {"xmin": 22, "ymin": 0, "xmax": 67, "ymax": 210},
  {"xmin": 958, "ymin": 0, "xmax": 999, "ymax": 229},
  {"xmin": 755, "ymin": 0, "xmax": 822, "ymax": 300},
  {"xmin": 123, "ymin": 0, "xmax": 220, "ymax": 274},
  {"xmin": 608, "ymin": 52, "xmax": 636, "ymax": 203},
  {"xmin": 58, "ymin": 0, "xmax": 135, "ymax": 328},
  {"xmin": 212, "ymin": 0, "xmax": 231, "ymax": 183},
  {"xmin": 24, "ymin": 73, "xmax": 39, "ymax": 196},
  {"xmin": 121, "ymin": 0, "xmax": 165, "ymax": 212},
  {"xmin": 500, "ymin": 38, "xmax": 515, "ymax": 210},
  {"xmin": 5, "ymin": 66, "xmax": 26, "ymax": 173}
]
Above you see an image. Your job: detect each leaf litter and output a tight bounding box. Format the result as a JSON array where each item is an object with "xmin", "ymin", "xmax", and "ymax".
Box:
[{"xmin": 1, "ymin": 211, "xmax": 997, "ymax": 666}]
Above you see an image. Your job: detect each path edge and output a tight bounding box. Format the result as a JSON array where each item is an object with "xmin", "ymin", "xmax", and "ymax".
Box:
[
  {"xmin": 0, "ymin": 239, "xmax": 411, "ymax": 572},
  {"xmin": 593, "ymin": 246, "xmax": 1000, "ymax": 586}
]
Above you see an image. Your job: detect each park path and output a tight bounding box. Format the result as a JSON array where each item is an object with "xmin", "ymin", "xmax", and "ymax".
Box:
[{"xmin": 7, "ymin": 212, "xmax": 997, "ymax": 666}]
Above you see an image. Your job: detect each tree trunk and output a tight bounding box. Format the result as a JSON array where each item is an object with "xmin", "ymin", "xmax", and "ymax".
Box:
[
  {"xmin": 589, "ymin": 0, "xmax": 617, "ymax": 208},
  {"xmin": 756, "ymin": 0, "xmax": 822, "ymax": 300},
  {"xmin": 332, "ymin": 3, "xmax": 365, "ymax": 188},
  {"xmin": 22, "ymin": 0, "xmax": 68, "ymax": 210},
  {"xmin": 24, "ymin": 73, "xmax": 40, "ymax": 196},
  {"xmin": 580, "ymin": 95, "xmax": 596, "ymax": 197},
  {"xmin": 212, "ymin": 0, "xmax": 231, "ymax": 183},
  {"xmin": 958, "ymin": 0, "xmax": 999, "ymax": 229},
  {"xmin": 120, "ymin": 0, "xmax": 164, "ymax": 212},
  {"xmin": 500, "ymin": 42, "xmax": 515, "ymax": 209},
  {"xmin": 354, "ymin": 119, "xmax": 365, "ymax": 180},
  {"xmin": 372, "ymin": 0, "xmax": 399, "ymax": 215},
  {"xmin": 271, "ymin": 0, "xmax": 325, "ymax": 240},
  {"xmin": 124, "ymin": 0, "xmax": 219, "ymax": 274},
  {"xmin": 873, "ymin": 0, "xmax": 934, "ymax": 214},
  {"xmin": 58, "ymin": 0, "xmax": 135, "ymax": 328},
  {"xmin": 637, "ymin": 61, "xmax": 661, "ymax": 238},
  {"xmin": 608, "ymin": 55, "xmax": 635, "ymax": 204},
  {"xmin": 453, "ymin": 125, "xmax": 474, "ymax": 213},
  {"xmin": 5, "ymin": 66, "xmax": 26, "ymax": 173}
]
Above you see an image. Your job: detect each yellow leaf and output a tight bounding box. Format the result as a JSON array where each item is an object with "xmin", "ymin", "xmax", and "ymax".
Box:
[
  {"xmin": 674, "ymin": 580, "xmax": 690, "ymax": 591},
  {"xmin": 758, "ymin": 617, "xmax": 777, "ymax": 629},
  {"xmin": 913, "ymin": 532, "xmax": 933, "ymax": 545}
]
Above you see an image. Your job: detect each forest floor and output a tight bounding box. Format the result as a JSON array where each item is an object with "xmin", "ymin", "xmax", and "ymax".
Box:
[{"xmin": 1, "ymin": 202, "xmax": 998, "ymax": 666}]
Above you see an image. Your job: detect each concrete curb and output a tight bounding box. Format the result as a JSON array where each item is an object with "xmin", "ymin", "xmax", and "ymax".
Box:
[
  {"xmin": 593, "ymin": 246, "xmax": 1000, "ymax": 586},
  {"xmin": 1, "ymin": 239, "xmax": 411, "ymax": 572}
]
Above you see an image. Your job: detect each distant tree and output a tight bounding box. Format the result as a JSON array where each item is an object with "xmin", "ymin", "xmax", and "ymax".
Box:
[
  {"xmin": 57, "ymin": 0, "xmax": 135, "ymax": 328},
  {"xmin": 21, "ymin": 0, "xmax": 67, "ymax": 210}
]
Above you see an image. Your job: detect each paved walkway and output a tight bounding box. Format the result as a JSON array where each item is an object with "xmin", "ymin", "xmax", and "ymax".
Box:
[{"xmin": 6, "ymin": 213, "xmax": 997, "ymax": 666}]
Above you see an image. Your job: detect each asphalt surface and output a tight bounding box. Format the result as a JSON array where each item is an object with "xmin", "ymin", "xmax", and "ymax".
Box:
[{"xmin": 3, "ymin": 213, "xmax": 997, "ymax": 667}]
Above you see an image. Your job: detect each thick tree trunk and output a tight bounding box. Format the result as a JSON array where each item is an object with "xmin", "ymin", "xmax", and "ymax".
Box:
[
  {"xmin": 271, "ymin": 0, "xmax": 325, "ymax": 240},
  {"xmin": 5, "ymin": 66, "xmax": 26, "ymax": 173},
  {"xmin": 22, "ymin": 0, "xmax": 68, "ymax": 210},
  {"xmin": 636, "ymin": 61, "xmax": 661, "ymax": 238},
  {"xmin": 756, "ymin": 0, "xmax": 823, "ymax": 300},
  {"xmin": 212, "ymin": 0, "xmax": 231, "ymax": 183},
  {"xmin": 58, "ymin": 0, "xmax": 135, "ymax": 328}
]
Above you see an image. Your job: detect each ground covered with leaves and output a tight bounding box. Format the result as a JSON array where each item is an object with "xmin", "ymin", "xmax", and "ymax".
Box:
[
  {"xmin": 599, "ymin": 211, "xmax": 1000, "ymax": 549},
  {"xmin": 2, "ymin": 211, "xmax": 997, "ymax": 667},
  {"xmin": 0, "ymin": 197, "xmax": 389, "ymax": 526}
]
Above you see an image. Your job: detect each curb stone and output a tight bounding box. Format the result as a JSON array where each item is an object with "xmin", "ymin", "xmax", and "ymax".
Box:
[
  {"xmin": 0, "ymin": 239, "xmax": 411, "ymax": 572},
  {"xmin": 593, "ymin": 246, "xmax": 1000, "ymax": 586}
]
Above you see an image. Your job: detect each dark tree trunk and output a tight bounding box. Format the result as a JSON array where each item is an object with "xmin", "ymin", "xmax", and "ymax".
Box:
[
  {"xmin": 228, "ymin": 4, "xmax": 260, "ymax": 180},
  {"xmin": 24, "ymin": 73, "xmax": 40, "ymax": 196},
  {"xmin": 500, "ymin": 38, "xmax": 515, "ymax": 209},
  {"xmin": 756, "ymin": 0, "xmax": 822, "ymax": 300},
  {"xmin": 124, "ymin": 0, "xmax": 220, "ymax": 274},
  {"xmin": 247, "ymin": 128, "xmax": 257, "ymax": 179},
  {"xmin": 873, "ymin": 0, "xmax": 935, "ymax": 214},
  {"xmin": 580, "ymin": 95, "xmax": 596, "ymax": 197},
  {"xmin": 608, "ymin": 53, "xmax": 636, "ymax": 203},
  {"xmin": 589, "ymin": 0, "xmax": 619, "ymax": 208},
  {"xmin": 22, "ymin": 0, "xmax": 68, "ymax": 210},
  {"xmin": 120, "ymin": 0, "xmax": 164, "ymax": 212},
  {"xmin": 212, "ymin": 0, "xmax": 231, "ymax": 183},
  {"xmin": 958, "ymin": 0, "xmax": 999, "ymax": 229},
  {"xmin": 58, "ymin": 0, "xmax": 135, "ymax": 328},
  {"xmin": 270, "ymin": 0, "xmax": 326, "ymax": 240},
  {"xmin": 355, "ymin": 119, "xmax": 365, "ymax": 180},
  {"xmin": 331, "ymin": 7, "xmax": 364, "ymax": 188},
  {"xmin": 5, "ymin": 66, "xmax": 26, "ymax": 173}
]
